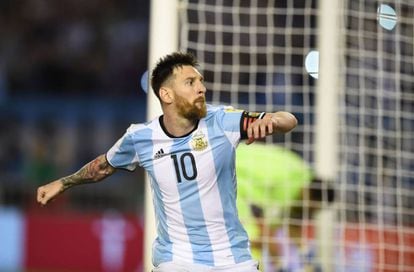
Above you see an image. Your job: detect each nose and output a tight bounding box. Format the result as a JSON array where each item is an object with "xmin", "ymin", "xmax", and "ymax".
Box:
[{"xmin": 197, "ymin": 81, "xmax": 206, "ymax": 94}]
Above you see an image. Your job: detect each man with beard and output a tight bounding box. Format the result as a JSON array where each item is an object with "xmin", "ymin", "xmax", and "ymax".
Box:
[{"xmin": 37, "ymin": 52, "xmax": 297, "ymax": 272}]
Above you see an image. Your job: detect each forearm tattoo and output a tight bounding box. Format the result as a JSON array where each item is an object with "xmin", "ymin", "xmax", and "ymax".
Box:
[{"xmin": 60, "ymin": 155, "xmax": 115, "ymax": 191}]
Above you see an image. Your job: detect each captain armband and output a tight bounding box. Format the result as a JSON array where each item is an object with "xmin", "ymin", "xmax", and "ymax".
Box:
[{"xmin": 240, "ymin": 111, "xmax": 266, "ymax": 139}]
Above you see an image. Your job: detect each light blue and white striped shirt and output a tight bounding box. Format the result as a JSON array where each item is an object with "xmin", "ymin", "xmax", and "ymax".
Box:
[{"xmin": 106, "ymin": 105, "xmax": 252, "ymax": 267}]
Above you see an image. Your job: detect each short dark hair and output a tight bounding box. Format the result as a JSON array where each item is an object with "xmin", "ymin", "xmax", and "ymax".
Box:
[{"xmin": 150, "ymin": 52, "xmax": 199, "ymax": 99}]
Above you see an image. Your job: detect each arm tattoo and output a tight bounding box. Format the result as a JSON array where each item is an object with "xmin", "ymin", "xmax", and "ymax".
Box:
[{"xmin": 60, "ymin": 154, "xmax": 115, "ymax": 191}]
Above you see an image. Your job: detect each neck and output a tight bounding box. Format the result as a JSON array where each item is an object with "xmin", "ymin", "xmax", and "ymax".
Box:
[{"xmin": 161, "ymin": 112, "xmax": 198, "ymax": 137}]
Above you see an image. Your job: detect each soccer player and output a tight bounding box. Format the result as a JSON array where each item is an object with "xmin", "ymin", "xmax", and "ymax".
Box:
[
  {"xmin": 236, "ymin": 143, "xmax": 335, "ymax": 271},
  {"xmin": 236, "ymin": 144, "xmax": 313, "ymax": 270},
  {"xmin": 36, "ymin": 52, "xmax": 297, "ymax": 272}
]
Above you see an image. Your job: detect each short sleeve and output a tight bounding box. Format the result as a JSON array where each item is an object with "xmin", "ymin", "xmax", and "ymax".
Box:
[
  {"xmin": 214, "ymin": 106, "xmax": 266, "ymax": 139},
  {"xmin": 215, "ymin": 106, "xmax": 244, "ymax": 133},
  {"xmin": 106, "ymin": 131, "xmax": 139, "ymax": 171}
]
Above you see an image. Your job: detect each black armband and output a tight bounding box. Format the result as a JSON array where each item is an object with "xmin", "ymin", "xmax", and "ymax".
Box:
[{"xmin": 240, "ymin": 111, "xmax": 266, "ymax": 139}]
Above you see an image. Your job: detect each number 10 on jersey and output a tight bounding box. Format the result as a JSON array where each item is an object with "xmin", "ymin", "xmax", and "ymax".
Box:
[{"xmin": 171, "ymin": 152, "xmax": 198, "ymax": 183}]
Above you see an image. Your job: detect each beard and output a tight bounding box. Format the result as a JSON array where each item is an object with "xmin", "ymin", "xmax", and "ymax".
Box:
[{"xmin": 175, "ymin": 94, "xmax": 207, "ymax": 121}]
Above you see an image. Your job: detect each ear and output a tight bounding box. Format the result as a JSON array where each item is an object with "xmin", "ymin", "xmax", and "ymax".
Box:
[{"xmin": 159, "ymin": 87, "xmax": 173, "ymax": 104}]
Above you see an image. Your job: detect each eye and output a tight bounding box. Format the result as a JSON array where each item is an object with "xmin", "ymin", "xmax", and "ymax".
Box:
[{"xmin": 186, "ymin": 79, "xmax": 194, "ymax": 86}]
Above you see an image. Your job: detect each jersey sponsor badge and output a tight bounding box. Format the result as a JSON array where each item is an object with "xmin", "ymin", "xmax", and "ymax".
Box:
[{"xmin": 224, "ymin": 106, "xmax": 243, "ymax": 113}]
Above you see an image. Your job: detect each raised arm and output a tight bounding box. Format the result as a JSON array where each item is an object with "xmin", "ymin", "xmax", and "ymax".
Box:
[
  {"xmin": 37, "ymin": 154, "xmax": 116, "ymax": 206},
  {"xmin": 246, "ymin": 111, "xmax": 297, "ymax": 145}
]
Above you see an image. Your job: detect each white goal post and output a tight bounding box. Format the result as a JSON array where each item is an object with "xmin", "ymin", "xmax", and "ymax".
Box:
[
  {"xmin": 145, "ymin": 1, "xmax": 179, "ymax": 271},
  {"xmin": 315, "ymin": 0, "xmax": 341, "ymax": 271}
]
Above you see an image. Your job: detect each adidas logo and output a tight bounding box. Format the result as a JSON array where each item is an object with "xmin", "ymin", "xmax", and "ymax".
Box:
[{"xmin": 154, "ymin": 148, "xmax": 166, "ymax": 160}]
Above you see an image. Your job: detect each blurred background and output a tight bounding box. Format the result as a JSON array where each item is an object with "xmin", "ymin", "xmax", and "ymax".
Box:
[
  {"xmin": 1, "ymin": 0, "xmax": 413, "ymax": 272},
  {"xmin": 0, "ymin": 1, "xmax": 149, "ymax": 271}
]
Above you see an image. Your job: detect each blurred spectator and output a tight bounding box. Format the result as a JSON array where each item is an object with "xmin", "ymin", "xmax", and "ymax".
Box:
[
  {"xmin": 0, "ymin": 116, "xmax": 24, "ymax": 175},
  {"xmin": 0, "ymin": 0, "xmax": 149, "ymax": 212},
  {"xmin": 24, "ymin": 119, "xmax": 58, "ymax": 187},
  {"xmin": 0, "ymin": 0, "xmax": 149, "ymax": 97}
]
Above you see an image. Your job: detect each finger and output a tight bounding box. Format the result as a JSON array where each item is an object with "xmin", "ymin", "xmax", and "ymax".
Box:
[
  {"xmin": 253, "ymin": 124, "xmax": 260, "ymax": 139},
  {"xmin": 247, "ymin": 125, "xmax": 252, "ymax": 140},
  {"xmin": 245, "ymin": 137, "xmax": 255, "ymax": 145},
  {"xmin": 37, "ymin": 188, "xmax": 44, "ymax": 203},
  {"xmin": 38, "ymin": 189, "xmax": 51, "ymax": 206},
  {"xmin": 40, "ymin": 194, "xmax": 50, "ymax": 206},
  {"xmin": 260, "ymin": 122, "xmax": 267, "ymax": 138},
  {"xmin": 267, "ymin": 119, "xmax": 274, "ymax": 135}
]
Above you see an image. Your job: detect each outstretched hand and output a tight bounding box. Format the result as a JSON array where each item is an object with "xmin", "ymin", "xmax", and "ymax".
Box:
[
  {"xmin": 36, "ymin": 154, "xmax": 116, "ymax": 206},
  {"xmin": 37, "ymin": 180, "xmax": 64, "ymax": 206}
]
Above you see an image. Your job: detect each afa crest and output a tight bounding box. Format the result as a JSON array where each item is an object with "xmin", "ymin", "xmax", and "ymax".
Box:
[{"xmin": 190, "ymin": 130, "xmax": 208, "ymax": 151}]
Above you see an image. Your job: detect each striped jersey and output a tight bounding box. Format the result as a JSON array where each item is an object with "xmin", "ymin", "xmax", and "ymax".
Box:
[{"xmin": 106, "ymin": 105, "xmax": 259, "ymax": 267}]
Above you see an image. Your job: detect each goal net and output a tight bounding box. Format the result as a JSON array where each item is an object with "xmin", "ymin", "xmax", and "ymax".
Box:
[{"xmin": 174, "ymin": 0, "xmax": 414, "ymax": 271}]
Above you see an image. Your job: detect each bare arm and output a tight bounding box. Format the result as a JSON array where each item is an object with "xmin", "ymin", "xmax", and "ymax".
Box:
[
  {"xmin": 246, "ymin": 111, "xmax": 297, "ymax": 144},
  {"xmin": 37, "ymin": 154, "xmax": 116, "ymax": 206}
]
